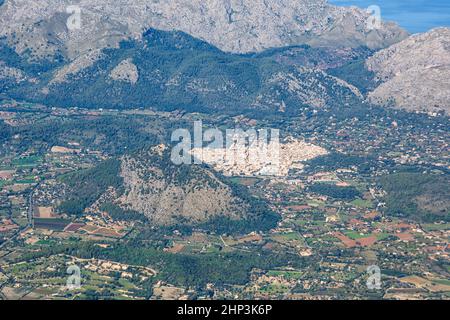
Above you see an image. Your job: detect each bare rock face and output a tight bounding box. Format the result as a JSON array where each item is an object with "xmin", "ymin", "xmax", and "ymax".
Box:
[
  {"xmin": 367, "ymin": 28, "xmax": 450, "ymax": 114},
  {"xmin": 0, "ymin": 0, "xmax": 407, "ymax": 62},
  {"xmin": 109, "ymin": 59, "xmax": 139, "ymax": 84},
  {"xmin": 0, "ymin": 60, "xmax": 25, "ymax": 82},
  {"xmin": 118, "ymin": 145, "xmax": 247, "ymax": 226},
  {"xmin": 50, "ymin": 49, "xmax": 104, "ymax": 84}
]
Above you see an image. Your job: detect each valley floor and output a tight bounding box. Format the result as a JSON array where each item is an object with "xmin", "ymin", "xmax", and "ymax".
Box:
[{"xmin": 0, "ymin": 101, "xmax": 449, "ymax": 300}]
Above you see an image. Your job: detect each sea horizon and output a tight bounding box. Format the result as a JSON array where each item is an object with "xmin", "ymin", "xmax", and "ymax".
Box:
[{"xmin": 329, "ymin": 0, "xmax": 450, "ymax": 33}]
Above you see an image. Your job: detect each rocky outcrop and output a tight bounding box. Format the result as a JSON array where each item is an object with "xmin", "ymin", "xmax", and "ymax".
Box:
[
  {"xmin": 109, "ymin": 59, "xmax": 139, "ymax": 84},
  {"xmin": 118, "ymin": 145, "xmax": 247, "ymax": 226},
  {"xmin": 366, "ymin": 28, "xmax": 450, "ymax": 114},
  {"xmin": 0, "ymin": 0, "xmax": 407, "ymax": 62}
]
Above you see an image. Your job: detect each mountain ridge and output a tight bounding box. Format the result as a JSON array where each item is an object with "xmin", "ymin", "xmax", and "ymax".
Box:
[
  {"xmin": 59, "ymin": 144, "xmax": 280, "ymax": 234},
  {"xmin": 0, "ymin": 0, "xmax": 407, "ymax": 62},
  {"xmin": 366, "ymin": 27, "xmax": 450, "ymax": 114},
  {"xmin": 2, "ymin": 28, "xmax": 365, "ymax": 114}
]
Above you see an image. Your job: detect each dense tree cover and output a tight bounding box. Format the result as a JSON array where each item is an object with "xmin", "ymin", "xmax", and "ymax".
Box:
[
  {"xmin": 134, "ymin": 149, "xmax": 224, "ymax": 188},
  {"xmin": 197, "ymin": 213, "xmax": 278, "ymax": 236},
  {"xmin": 4, "ymin": 30, "xmax": 266, "ymax": 113},
  {"xmin": 253, "ymin": 45, "xmax": 372, "ymax": 68},
  {"xmin": 379, "ymin": 172, "xmax": 450, "ymax": 222},
  {"xmin": 59, "ymin": 160, "xmax": 123, "ymax": 215},
  {"xmin": 100, "ymin": 202, "xmax": 147, "ymax": 222},
  {"xmin": 308, "ymin": 183, "xmax": 362, "ymax": 201},
  {"xmin": 8, "ymin": 115, "xmax": 175, "ymax": 155},
  {"xmin": 328, "ymin": 58, "xmax": 378, "ymax": 95},
  {"xmin": 125, "ymin": 147, "xmax": 280, "ymax": 234},
  {"xmin": 18, "ymin": 241, "xmax": 309, "ymax": 289},
  {"xmin": 192, "ymin": 174, "xmax": 279, "ymax": 234},
  {"xmin": 131, "ymin": 208, "xmax": 278, "ymax": 238},
  {"xmin": 0, "ymin": 119, "xmax": 11, "ymax": 141},
  {"xmin": 305, "ymin": 152, "xmax": 377, "ymax": 174}
]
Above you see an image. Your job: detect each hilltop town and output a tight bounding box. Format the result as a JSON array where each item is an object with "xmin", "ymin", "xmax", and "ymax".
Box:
[{"xmin": 0, "ymin": 101, "xmax": 448, "ymax": 300}]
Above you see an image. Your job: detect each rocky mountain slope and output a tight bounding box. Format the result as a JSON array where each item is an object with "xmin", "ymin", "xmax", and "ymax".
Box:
[
  {"xmin": 1, "ymin": 1, "xmax": 447, "ymax": 116},
  {"xmin": 0, "ymin": 0, "xmax": 407, "ymax": 62},
  {"xmin": 3, "ymin": 29, "xmax": 364, "ymax": 114},
  {"xmin": 366, "ymin": 27, "xmax": 450, "ymax": 114},
  {"xmin": 59, "ymin": 144, "xmax": 279, "ymax": 233},
  {"xmin": 118, "ymin": 144, "xmax": 247, "ymax": 226}
]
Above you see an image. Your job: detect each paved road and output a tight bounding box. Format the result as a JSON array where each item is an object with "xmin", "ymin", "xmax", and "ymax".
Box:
[
  {"xmin": 0, "ymin": 184, "xmax": 38, "ymax": 250},
  {"xmin": 0, "ymin": 184, "xmax": 39, "ymax": 299},
  {"xmin": 26, "ymin": 186, "xmax": 36, "ymax": 228}
]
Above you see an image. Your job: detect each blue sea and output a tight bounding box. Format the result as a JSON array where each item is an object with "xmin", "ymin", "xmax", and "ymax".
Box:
[{"xmin": 329, "ymin": 0, "xmax": 450, "ymax": 33}]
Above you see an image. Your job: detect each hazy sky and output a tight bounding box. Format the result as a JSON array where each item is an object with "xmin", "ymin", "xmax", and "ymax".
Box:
[{"xmin": 329, "ymin": 0, "xmax": 450, "ymax": 33}]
